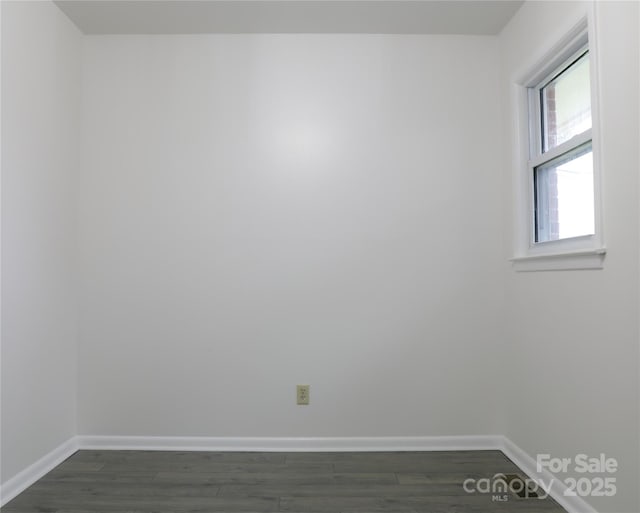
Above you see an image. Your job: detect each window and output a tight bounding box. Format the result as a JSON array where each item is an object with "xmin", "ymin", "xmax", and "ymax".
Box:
[
  {"xmin": 512, "ymin": 18, "xmax": 605, "ymax": 271},
  {"xmin": 531, "ymin": 49, "xmax": 593, "ymax": 244}
]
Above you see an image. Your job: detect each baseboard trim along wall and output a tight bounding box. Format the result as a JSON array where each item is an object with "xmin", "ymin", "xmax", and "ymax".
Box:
[
  {"xmin": 1, "ymin": 434, "xmax": 599, "ymax": 513},
  {"xmin": 0, "ymin": 437, "xmax": 78, "ymax": 507},
  {"xmin": 75, "ymin": 434, "xmax": 502, "ymax": 452}
]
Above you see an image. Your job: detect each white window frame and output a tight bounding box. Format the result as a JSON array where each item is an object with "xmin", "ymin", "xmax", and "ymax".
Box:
[{"xmin": 510, "ymin": 14, "xmax": 605, "ymax": 272}]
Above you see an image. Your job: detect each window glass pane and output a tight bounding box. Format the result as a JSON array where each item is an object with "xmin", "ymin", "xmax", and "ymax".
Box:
[
  {"xmin": 535, "ymin": 144, "xmax": 594, "ymax": 243},
  {"xmin": 542, "ymin": 52, "xmax": 591, "ymax": 152}
]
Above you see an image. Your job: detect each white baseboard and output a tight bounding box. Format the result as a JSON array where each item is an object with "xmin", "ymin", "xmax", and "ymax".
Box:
[
  {"xmin": 1, "ymin": 434, "xmax": 601, "ymax": 513},
  {"xmin": 501, "ymin": 436, "xmax": 598, "ymax": 513},
  {"xmin": 0, "ymin": 436, "xmax": 78, "ymax": 507},
  {"xmin": 76, "ymin": 434, "xmax": 503, "ymax": 452}
]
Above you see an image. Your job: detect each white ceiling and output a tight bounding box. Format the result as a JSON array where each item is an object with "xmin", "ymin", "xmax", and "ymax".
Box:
[{"xmin": 54, "ymin": 0, "xmax": 524, "ymax": 35}]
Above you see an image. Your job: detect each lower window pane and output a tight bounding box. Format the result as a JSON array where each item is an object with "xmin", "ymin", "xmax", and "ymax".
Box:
[{"xmin": 534, "ymin": 143, "xmax": 594, "ymax": 243}]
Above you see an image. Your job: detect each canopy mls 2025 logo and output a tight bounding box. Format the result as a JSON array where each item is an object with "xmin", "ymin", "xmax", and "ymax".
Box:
[{"xmin": 462, "ymin": 453, "xmax": 618, "ymax": 502}]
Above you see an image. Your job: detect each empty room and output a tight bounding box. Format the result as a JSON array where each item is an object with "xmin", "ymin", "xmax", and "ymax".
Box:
[{"xmin": 1, "ymin": 0, "xmax": 639, "ymax": 512}]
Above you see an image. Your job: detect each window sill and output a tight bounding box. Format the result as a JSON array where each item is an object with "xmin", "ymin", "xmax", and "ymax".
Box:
[{"xmin": 510, "ymin": 248, "xmax": 606, "ymax": 272}]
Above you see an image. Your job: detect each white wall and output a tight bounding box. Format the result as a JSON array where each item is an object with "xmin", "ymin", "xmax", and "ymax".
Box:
[
  {"xmin": 78, "ymin": 35, "xmax": 505, "ymax": 438},
  {"xmin": 500, "ymin": 2, "xmax": 640, "ymax": 512},
  {"xmin": 1, "ymin": 0, "xmax": 81, "ymax": 484}
]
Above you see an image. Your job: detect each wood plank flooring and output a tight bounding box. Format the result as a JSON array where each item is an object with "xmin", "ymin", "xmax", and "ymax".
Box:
[{"xmin": 1, "ymin": 450, "xmax": 567, "ymax": 512}]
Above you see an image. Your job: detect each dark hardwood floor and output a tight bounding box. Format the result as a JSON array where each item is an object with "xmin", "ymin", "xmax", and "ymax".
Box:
[{"xmin": 1, "ymin": 450, "xmax": 567, "ymax": 512}]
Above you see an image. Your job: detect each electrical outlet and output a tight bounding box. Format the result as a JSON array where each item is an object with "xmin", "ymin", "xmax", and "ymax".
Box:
[{"xmin": 296, "ymin": 385, "xmax": 310, "ymax": 405}]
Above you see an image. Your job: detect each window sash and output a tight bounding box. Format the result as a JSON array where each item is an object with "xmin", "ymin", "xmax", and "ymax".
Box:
[
  {"xmin": 533, "ymin": 141, "xmax": 594, "ymax": 243},
  {"xmin": 527, "ymin": 44, "xmax": 590, "ymax": 162}
]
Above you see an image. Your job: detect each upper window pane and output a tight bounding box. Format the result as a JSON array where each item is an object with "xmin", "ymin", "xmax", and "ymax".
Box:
[{"xmin": 541, "ymin": 51, "xmax": 591, "ymax": 152}]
